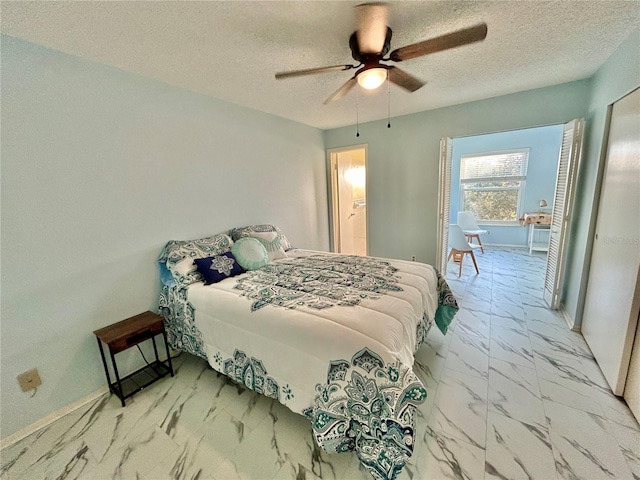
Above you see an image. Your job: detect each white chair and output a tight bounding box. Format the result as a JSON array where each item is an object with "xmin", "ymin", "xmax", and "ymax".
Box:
[
  {"xmin": 448, "ymin": 224, "xmax": 480, "ymax": 277},
  {"xmin": 457, "ymin": 211, "xmax": 488, "ymax": 253}
]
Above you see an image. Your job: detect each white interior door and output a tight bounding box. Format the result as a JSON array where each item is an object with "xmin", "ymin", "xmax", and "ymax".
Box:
[
  {"xmin": 436, "ymin": 137, "xmax": 453, "ymax": 274},
  {"xmin": 581, "ymin": 88, "xmax": 640, "ymax": 395},
  {"xmin": 328, "ymin": 147, "xmax": 367, "ymax": 255},
  {"xmin": 543, "ymin": 118, "xmax": 585, "ymax": 309}
]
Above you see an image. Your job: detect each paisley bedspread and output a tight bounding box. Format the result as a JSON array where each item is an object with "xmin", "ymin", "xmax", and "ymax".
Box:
[{"xmin": 159, "ymin": 249, "xmax": 457, "ymax": 479}]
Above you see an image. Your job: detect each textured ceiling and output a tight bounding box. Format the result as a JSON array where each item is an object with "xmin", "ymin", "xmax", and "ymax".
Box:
[{"xmin": 2, "ymin": 1, "xmax": 638, "ymax": 129}]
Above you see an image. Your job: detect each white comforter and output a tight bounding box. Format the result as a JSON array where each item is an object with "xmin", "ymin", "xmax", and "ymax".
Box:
[{"xmin": 187, "ymin": 249, "xmax": 439, "ymax": 415}]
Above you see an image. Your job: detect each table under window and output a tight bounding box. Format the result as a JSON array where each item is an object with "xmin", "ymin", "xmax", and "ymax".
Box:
[{"xmin": 520, "ymin": 213, "xmax": 552, "ymax": 254}]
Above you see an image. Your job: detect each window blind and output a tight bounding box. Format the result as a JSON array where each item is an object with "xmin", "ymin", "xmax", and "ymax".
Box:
[{"xmin": 461, "ymin": 150, "xmax": 529, "ymax": 181}]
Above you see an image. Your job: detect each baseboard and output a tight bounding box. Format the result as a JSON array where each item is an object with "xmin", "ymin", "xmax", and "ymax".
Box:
[
  {"xmin": 0, "ymin": 386, "xmax": 109, "ymax": 451},
  {"xmin": 559, "ymin": 303, "xmax": 580, "ymax": 331},
  {"xmin": 483, "ymin": 243, "xmax": 528, "ymax": 249}
]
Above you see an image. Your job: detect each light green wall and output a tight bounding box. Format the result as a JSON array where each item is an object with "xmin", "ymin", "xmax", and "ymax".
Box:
[
  {"xmin": 324, "ymin": 80, "xmax": 590, "ymax": 264},
  {"xmin": 0, "ymin": 35, "xmax": 329, "ymax": 438},
  {"xmin": 563, "ymin": 28, "xmax": 640, "ymax": 328}
]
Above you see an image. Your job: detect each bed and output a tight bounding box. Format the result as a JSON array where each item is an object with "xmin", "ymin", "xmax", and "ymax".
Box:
[{"xmin": 158, "ymin": 225, "xmax": 458, "ymax": 480}]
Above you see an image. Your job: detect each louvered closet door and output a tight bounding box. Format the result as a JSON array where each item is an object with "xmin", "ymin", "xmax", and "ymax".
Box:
[
  {"xmin": 544, "ymin": 118, "xmax": 585, "ymax": 309},
  {"xmin": 436, "ymin": 137, "xmax": 453, "ymax": 274}
]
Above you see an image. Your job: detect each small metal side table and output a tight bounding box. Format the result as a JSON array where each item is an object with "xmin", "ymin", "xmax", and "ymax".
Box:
[{"xmin": 94, "ymin": 311, "xmax": 174, "ymax": 407}]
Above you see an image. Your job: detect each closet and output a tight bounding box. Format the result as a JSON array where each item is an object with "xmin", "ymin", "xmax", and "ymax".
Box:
[{"xmin": 581, "ymin": 87, "xmax": 640, "ymax": 421}]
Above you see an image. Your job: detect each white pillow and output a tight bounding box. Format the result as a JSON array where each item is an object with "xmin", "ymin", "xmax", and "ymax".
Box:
[
  {"xmin": 249, "ymin": 231, "xmax": 287, "ymax": 261},
  {"xmin": 173, "ymin": 256, "xmax": 198, "ymax": 277},
  {"xmin": 229, "ymin": 224, "xmax": 293, "ymax": 251},
  {"xmin": 162, "ymin": 233, "xmax": 234, "ymax": 287}
]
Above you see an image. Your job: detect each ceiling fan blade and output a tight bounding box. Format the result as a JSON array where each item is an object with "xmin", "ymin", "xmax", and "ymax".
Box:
[
  {"xmin": 389, "ymin": 23, "xmax": 488, "ymax": 62},
  {"xmin": 275, "ymin": 64, "xmax": 356, "ymax": 80},
  {"xmin": 386, "ymin": 66, "xmax": 425, "ymax": 92},
  {"xmin": 355, "ymin": 2, "xmax": 388, "ymax": 53},
  {"xmin": 324, "ymin": 77, "xmax": 357, "ymax": 104}
]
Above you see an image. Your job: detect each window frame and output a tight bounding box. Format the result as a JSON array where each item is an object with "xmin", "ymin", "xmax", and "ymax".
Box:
[{"xmin": 459, "ymin": 148, "xmax": 529, "ymax": 225}]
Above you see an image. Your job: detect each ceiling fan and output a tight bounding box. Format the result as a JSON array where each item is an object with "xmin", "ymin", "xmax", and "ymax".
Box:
[{"xmin": 275, "ymin": 2, "xmax": 488, "ymax": 104}]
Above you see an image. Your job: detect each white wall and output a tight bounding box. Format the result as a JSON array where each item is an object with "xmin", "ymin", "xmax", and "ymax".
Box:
[
  {"xmin": 324, "ymin": 80, "xmax": 590, "ymax": 264},
  {"xmin": 0, "ymin": 35, "xmax": 329, "ymax": 438}
]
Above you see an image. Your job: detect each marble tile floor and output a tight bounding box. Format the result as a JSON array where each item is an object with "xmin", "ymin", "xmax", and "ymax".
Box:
[{"xmin": 1, "ymin": 247, "xmax": 639, "ymax": 480}]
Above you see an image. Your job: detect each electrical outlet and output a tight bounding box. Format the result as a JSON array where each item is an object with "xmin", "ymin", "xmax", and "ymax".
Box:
[
  {"xmin": 17, "ymin": 368, "xmax": 41, "ymax": 392},
  {"xmin": 411, "ymin": 255, "xmax": 416, "ymax": 261}
]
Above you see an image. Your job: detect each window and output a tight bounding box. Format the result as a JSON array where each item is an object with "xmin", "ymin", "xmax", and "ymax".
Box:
[{"xmin": 460, "ymin": 149, "xmax": 529, "ymax": 223}]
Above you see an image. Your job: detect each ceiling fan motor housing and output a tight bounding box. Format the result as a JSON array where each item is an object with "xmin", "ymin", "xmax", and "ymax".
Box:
[{"xmin": 349, "ymin": 27, "xmax": 393, "ymax": 64}]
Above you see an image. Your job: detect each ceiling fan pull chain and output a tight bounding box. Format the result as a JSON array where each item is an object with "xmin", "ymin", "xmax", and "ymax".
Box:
[
  {"xmin": 356, "ymin": 84, "xmax": 360, "ymax": 137},
  {"xmin": 387, "ymin": 74, "xmax": 391, "ymax": 129}
]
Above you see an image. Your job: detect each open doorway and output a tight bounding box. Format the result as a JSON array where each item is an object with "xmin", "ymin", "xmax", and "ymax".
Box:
[
  {"xmin": 327, "ymin": 146, "xmax": 367, "ymax": 255},
  {"xmin": 437, "ymin": 120, "xmax": 584, "ymax": 309}
]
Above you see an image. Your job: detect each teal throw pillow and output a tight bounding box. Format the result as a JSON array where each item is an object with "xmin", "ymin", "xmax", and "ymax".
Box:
[{"xmin": 231, "ymin": 237, "xmax": 268, "ymax": 271}]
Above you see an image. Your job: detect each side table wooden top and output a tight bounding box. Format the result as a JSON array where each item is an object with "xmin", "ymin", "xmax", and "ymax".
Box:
[{"xmin": 93, "ymin": 311, "xmax": 164, "ymax": 347}]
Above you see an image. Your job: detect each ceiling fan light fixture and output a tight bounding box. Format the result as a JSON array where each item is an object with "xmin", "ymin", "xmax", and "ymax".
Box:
[{"xmin": 357, "ymin": 67, "xmax": 387, "ymax": 90}]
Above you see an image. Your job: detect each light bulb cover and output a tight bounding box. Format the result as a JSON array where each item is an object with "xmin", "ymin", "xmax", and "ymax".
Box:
[
  {"xmin": 357, "ymin": 67, "xmax": 387, "ymax": 90},
  {"xmin": 538, "ymin": 199, "xmax": 548, "ymax": 214}
]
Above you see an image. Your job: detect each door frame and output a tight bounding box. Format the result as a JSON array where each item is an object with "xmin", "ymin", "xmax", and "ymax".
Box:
[
  {"xmin": 436, "ymin": 137, "xmax": 453, "ymax": 274},
  {"xmin": 326, "ymin": 144, "xmax": 368, "ymax": 254}
]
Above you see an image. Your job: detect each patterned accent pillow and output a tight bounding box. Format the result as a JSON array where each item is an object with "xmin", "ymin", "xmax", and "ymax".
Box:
[
  {"xmin": 172, "ymin": 256, "xmax": 199, "ymax": 279},
  {"xmin": 159, "ymin": 233, "xmax": 234, "ymax": 288},
  {"xmin": 193, "ymin": 252, "xmax": 245, "ymax": 285},
  {"xmin": 249, "ymin": 231, "xmax": 287, "ymax": 261},
  {"xmin": 231, "ymin": 237, "xmax": 269, "ymax": 271},
  {"xmin": 229, "ymin": 224, "xmax": 293, "ymax": 251}
]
